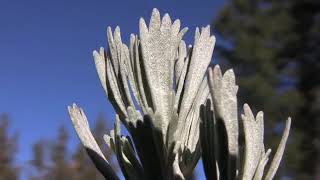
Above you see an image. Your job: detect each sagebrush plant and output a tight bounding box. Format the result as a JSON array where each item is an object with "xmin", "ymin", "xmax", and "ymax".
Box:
[{"xmin": 68, "ymin": 8, "xmax": 291, "ymax": 180}]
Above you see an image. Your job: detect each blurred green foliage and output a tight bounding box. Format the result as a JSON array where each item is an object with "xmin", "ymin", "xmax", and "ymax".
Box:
[{"xmin": 214, "ymin": 0, "xmax": 320, "ymax": 179}]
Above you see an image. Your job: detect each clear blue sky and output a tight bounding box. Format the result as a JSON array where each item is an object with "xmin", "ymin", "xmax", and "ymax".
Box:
[{"xmin": 0, "ymin": 0, "xmax": 224, "ymax": 178}]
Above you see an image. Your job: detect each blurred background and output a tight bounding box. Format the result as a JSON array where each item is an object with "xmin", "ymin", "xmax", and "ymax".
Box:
[{"xmin": 0, "ymin": 0, "xmax": 319, "ymax": 179}]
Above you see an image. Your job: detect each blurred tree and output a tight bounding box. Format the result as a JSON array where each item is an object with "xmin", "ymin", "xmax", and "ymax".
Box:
[
  {"xmin": 0, "ymin": 114, "xmax": 19, "ymax": 180},
  {"xmin": 31, "ymin": 141, "xmax": 45, "ymax": 171},
  {"xmin": 214, "ymin": 0, "xmax": 319, "ymax": 178},
  {"xmin": 29, "ymin": 126, "xmax": 73, "ymax": 180},
  {"xmin": 289, "ymin": 0, "xmax": 320, "ymax": 179},
  {"xmin": 49, "ymin": 126, "xmax": 73, "ymax": 180},
  {"xmin": 29, "ymin": 140, "xmax": 47, "ymax": 180}
]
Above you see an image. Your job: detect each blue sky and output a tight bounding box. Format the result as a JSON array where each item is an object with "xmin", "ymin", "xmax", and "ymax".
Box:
[{"xmin": 0, "ymin": 0, "xmax": 224, "ymax": 177}]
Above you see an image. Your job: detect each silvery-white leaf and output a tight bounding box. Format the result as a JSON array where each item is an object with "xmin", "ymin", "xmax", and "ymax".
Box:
[
  {"xmin": 104, "ymin": 133, "xmax": 116, "ymax": 153},
  {"xmin": 105, "ymin": 55, "xmax": 128, "ymax": 119},
  {"xmin": 68, "ymin": 104, "xmax": 118, "ymax": 180},
  {"xmin": 139, "ymin": 8, "xmax": 187, "ymax": 139},
  {"xmin": 241, "ymin": 104, "xmax": 264, "ymax": 180},
  {"xmin": 107, "ymin": 26, "xmax": 121, "ymax": 76},
  {"xmin": 131, "ymin": 35, "xmax": 151, "ymax": 112},
  {"xmin": 264, "ymin": 118, "xmax": 291, "ymax": 180},
  {"xmin": 93, "ymin": 47, "xmax": 107, "ymax": 95},
  {"xmin": 119, "ymin": 43, "xmax": 135, "ymax": 108},
  {"xmin": 114, "ymin": 115, "xmax": 143, "ymax": 179},
  {"xmin": 179, "ymin": 26, "xmax": 215, "ymax": 124},
  {"xmin": 208, "ymin": 65, "xmax": 239, "ymax": 178},
  {"xmin": 174, "ymin": 45, "xmax": 192, "ymax": 108},
  {"xmin": 182, "ymin": 75, "xmax": 209, "ymax": 152},
  {"xmin": 175, "ymin": 40, "xmax": 187, "ymax": 84},
  {"xmin": 127, "ymin": 35, "xmax": 146, "ymax": 112},
  {"xmin": 253, "ymin": 149, "xmax": 271, "ymax": 180}
]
